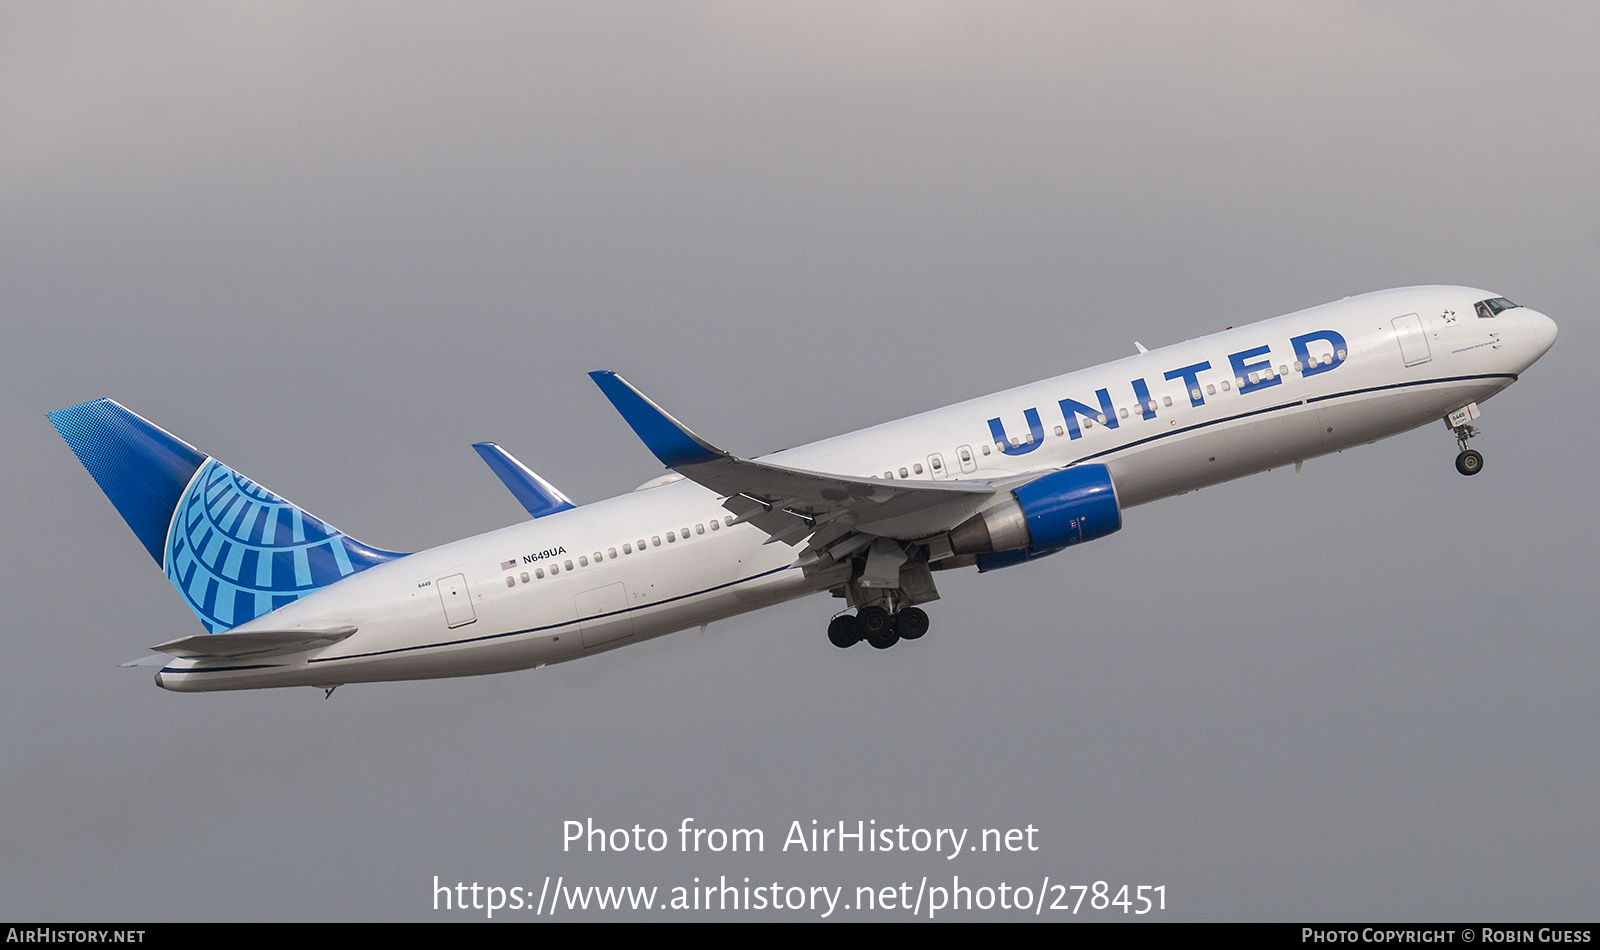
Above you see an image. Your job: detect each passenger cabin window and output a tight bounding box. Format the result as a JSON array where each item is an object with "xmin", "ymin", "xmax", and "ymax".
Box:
[
  {"xmin": 608, "ymin": 547, "xmax": 617, "ymax": 558},
  {"xmin": 709, "ymin": 520, "xmax": 719, "ymax": 531},
  {"xmin": 536, "ymin": 568, "xmax": 545, "ymax": 578},
  {"xmin": 624, "ymin": 543, "xmax": 633, "ymax": 554}
]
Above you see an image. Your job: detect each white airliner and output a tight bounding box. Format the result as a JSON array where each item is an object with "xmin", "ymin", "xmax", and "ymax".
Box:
[{"xmin": 50, "ymin": 286, "xmax": 1556, "ymax": 694}]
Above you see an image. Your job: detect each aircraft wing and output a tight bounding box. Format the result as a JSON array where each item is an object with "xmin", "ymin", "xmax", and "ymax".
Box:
[{"xmin": 589, "ymin": 372, "xmax": 997, "ymax": 551}]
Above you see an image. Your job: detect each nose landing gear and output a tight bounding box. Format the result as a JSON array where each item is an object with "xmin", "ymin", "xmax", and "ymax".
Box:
[
  {"xmin": 1447, "ymin": 405, "xmax": 1484, "ymax": 476},
  {"xmin": 827, "ymin": 605, "xmax": 930, "ymax": 649},
  {"xmin": 1452, "ymin": 423, "xmax": 1484, "ymax": 476}
]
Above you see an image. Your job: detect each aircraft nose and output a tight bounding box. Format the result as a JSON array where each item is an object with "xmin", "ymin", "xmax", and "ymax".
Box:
[{"xmin": 1527, "ymin": 309, "xmax": 1558, "ymax": 356}]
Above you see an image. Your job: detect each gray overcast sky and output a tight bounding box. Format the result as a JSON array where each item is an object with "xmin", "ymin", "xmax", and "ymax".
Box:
[{"xmin": 3, "ymin": 1, "xmax": 1596, "ymax": 921}]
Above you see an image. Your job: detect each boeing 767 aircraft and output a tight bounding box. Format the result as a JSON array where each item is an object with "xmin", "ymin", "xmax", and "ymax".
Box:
[{"xmin": 49, "ymin": 286, "xmax": 1556, "ymax": 693}]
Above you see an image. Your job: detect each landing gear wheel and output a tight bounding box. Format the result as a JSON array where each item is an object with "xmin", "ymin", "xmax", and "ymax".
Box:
[
  {"xmin": 857, "ymin": 606, "xmax": 897, "ymax": 649},
  {"xmin": 827, "ymin": 614, "xmax": 859, "ymax": 649},
  {"xmin": 856, "ymin": 605, "xmax": 891, "ymax": 638},
  {"xmin": 895, "ymin": 607, "xmax": 929, "ymax": 640},
  {"xmin": 1455, "ymin": 449, "xmax": 1484, "ymax": 476}
]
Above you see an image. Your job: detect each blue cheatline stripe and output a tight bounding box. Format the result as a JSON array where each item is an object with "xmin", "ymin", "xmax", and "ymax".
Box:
[
  {"xmin": 159, "ymin": 663, "xmax": 284, "ymax": 675},
  {"xmin": 1063, "ymin": 373, "xmax": 1514, "ymax": 467},
  {"xmin": 160, "ymin": 565, "xmax": 797, "ymax": 675},
  {"xmin": 308, "ymin": 565, "xmax": 796, "ymax": 664}
]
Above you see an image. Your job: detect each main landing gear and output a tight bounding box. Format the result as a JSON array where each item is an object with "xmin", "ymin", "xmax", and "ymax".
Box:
[{"xmin": 827, "ymin": 606, "xmax": 930, "ymax": 650}]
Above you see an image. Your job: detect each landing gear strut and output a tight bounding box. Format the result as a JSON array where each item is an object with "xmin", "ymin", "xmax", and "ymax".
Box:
[
  {"xmin": 1452, "ymin": 423, "xmax": 1484, "ymax": 476},
  {"xmin": 827, "ymin": 605, "xmax": 931, "ymax": 649}
]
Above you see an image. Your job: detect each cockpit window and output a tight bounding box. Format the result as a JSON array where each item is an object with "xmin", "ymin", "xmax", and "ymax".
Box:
[{"xmin": 1475, "ymin": 297, "xmax": 1518, "ymax": 319}]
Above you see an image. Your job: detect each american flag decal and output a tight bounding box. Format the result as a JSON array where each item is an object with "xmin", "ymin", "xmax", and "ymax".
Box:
[{"xmin": 500, "ymin": 559, "xmax": 515, "ymax": 570}]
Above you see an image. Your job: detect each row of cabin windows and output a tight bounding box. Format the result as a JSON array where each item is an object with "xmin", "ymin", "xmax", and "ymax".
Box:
[
  {"xmin": 504, "ymin": 515, "xmax": 738, "ymax": 586},
  {"xmin": 875, "ymin": 349, "xmax": 1347, "ymax": 472}
]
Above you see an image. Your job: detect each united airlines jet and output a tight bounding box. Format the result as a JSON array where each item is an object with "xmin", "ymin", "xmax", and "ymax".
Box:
[{"xmin": 49, "ymin": 286, "xmax": 1556, "ymax": 693}]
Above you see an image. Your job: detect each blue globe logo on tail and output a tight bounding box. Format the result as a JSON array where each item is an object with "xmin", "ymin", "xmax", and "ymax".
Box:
[
  {"xmin": 166, "ymin": 459, "xmax": 401, "ymax": 632},
  {"xmin": 49, "ymin": 399, "xmax": 405, "ymax": 635}
]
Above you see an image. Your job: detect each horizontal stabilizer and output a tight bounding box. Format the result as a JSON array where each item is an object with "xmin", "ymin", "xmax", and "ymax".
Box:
[
  {"xmin": 471, "ymin": 443, "xmax": 578, "ymax": 518},
  {"xmin": 589, "ymin": 371, "xmax": 996, "ymax": 545},
  {"xmin": 152, "ymin": 626, "xmax": 358, "ymax": 659}
]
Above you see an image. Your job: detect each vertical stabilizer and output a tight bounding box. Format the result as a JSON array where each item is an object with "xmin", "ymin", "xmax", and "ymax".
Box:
[{"xmin": 49, "ymin": 399, "xmax": 406, "ymax": 633}]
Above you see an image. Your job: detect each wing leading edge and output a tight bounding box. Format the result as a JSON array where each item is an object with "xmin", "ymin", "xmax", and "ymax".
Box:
[{"xmin": 587, "ymin": 372, "xmax": 998, "ymax": 553}]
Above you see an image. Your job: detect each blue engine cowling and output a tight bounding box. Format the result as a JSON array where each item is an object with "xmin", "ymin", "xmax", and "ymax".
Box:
[{"xmin": 946, "ymin": 464, "xmax": 1122, "ymax": 571}]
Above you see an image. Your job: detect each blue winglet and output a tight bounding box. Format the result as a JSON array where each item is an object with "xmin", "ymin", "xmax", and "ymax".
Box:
[
  {"xmin": 588, "ymin": 371, "xmax": 725, "ymax": 468},
  {"xmin": 471, "ymin": 442, "xmax": 578, "ymax": 519}
]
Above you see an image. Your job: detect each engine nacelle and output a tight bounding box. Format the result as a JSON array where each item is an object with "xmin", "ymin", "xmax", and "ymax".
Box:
[{"xmin": 948, "ymin": 464, "xmax": 1121, "ymax": 568}]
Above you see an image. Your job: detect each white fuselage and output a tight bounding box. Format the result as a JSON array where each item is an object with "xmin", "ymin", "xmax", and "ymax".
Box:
[{"xmin": 155, "ymin": 286, "xmax": 1557, "ymax": 691}]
